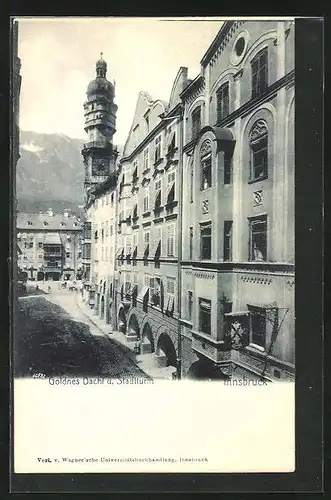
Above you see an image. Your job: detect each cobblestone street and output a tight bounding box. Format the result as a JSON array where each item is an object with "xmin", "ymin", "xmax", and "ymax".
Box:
[{"xmin": 15, "ymin": 287, "xmax": 151, "ymax": 380}]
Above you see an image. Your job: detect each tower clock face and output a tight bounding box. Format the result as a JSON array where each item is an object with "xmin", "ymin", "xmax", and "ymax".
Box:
[{"xmin": 92, "ymin": 158, "xmax": 108, "ymax": 176}]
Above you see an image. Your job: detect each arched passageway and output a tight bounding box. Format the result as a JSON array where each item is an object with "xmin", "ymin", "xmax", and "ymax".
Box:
[
  {"xmin": 106, "ymin": 301, "xmax": 112, "ymax": 324},
  {"xmin": 156, "ymin": 332, "xmax": 177, "ymax": 367},
  {"xmin": 128, "ymin": 314, "xmax": 140, "ymax": 340},
  {"xmin": 100, "ymin": 295, "xmax": 105, "ymax": 318},
  {"xmin": 118, "ymin": 306, "xmax": 127, "ymax": 333},
  {"xmin": 187, "ymin": 359, "xmax": 229, "ymax": 380},
  {"xmin": 37, "ymin": 271, "xmax": 44, "ymax": 281},
  {"xmin": 95, "ymin": 293, "xmax": 100, "ymax": 312},
  {"xmin": 141, "ymin": 322, "xmax": 154, "ymax": 354},
  {"xmin": 45, "ymin": 272, "xmax": 60, "ymax": 281}
]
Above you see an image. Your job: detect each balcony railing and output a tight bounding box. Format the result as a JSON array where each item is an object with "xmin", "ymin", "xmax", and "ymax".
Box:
[{"xmin": 83, "ymin": 141, "xmax": 115, "ymax": 151}]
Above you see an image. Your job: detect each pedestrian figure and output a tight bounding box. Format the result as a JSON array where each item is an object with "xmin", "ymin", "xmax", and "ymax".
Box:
[
  {"xmin": 48, "ymin": 285, "xmax": 51, "ymax": 293},
  {"xmin": 36, "ymin": 284, "xmax": 39, "ymax": 291}
]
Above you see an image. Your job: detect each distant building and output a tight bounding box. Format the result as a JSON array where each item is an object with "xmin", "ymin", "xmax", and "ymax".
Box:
[
  {"xmin": 17, "ymin": 209, "xmax": 83, "ymax": 281},
  {"xmin": 82, "ymin": 20, "xmax": 295, "ymax": 382}
]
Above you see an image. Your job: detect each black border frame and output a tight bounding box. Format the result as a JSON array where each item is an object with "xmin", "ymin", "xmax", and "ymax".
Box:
[{"xmin": 4, "ymin": 13, "xmax": 323, "ymax": 494}]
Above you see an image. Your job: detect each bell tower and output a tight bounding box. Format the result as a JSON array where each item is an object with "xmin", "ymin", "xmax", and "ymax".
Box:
[{"xmin": 82, "ymin": 53, "xmax": 118, "ymax": 195}]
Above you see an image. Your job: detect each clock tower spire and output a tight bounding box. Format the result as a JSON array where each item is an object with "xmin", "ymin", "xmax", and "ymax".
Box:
[{"xmin": 82, "ymin": 53, "xmax": 118, "ymax": 195}]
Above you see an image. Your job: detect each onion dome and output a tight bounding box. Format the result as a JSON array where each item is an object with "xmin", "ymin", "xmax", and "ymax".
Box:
[
  {"xmin": 86, "ymin": 53, "xmax": 114, "ymax": 100},
  {"xmin": 96, "ymin": 55, "xmax": 107, "ymax": 76}
]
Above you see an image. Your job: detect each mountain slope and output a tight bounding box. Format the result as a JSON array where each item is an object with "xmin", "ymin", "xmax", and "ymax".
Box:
[
  {"xmin": 17, "ymin": 130, "xmax": 85, "ymax": 214},
  {"xmin": 16, "ymin": 130, "xmax": 124, "ymax": 214}
]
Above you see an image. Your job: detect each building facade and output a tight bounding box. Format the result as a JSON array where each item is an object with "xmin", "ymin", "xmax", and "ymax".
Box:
[
  {"xmin": 179, "ymin": 20, "xmax": 295, "ymax": 381},
  {"xmin": 17, "ymin": 209, "xmax": 83, "ymax": 281},
  {"xmin": 82, "ymin": 20, "xmax": 295, "ymax": 381},
  {"xmin": 114, "ymin": 83, "xmax": 185, "ymax": 367}
]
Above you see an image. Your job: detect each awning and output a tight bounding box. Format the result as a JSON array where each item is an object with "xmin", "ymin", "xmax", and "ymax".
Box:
[
  {"xmin": 165, "ymin": 295, "xmax": 174, "ymax": 314},
  {"xmin": 154, "ymin": 190, "xmax": 161, "ymax": 209},
  {"xmin": 153, "ymin": 240, "xmax": 161, "ymax": 260},
  {"xmin": 224, "ymin": 310, "xmax": 249, "ymax": 317},
  {"xmin": 167, "ymin": 130, "xmax": 176, "ymax": 153},
  {"xmin": 140, "ymin": 286, "xmax": 149, "ymax": 300},
  {"xmin": 167, "ymin": 183, "xmax": 175, "ymax": 203},
  {"xmin": 116, "ymin": 247, "xmax": 124, "ymax": 259},
  {"xmin": 143, "ymin": 244, "xmax": 149, "ymax": 258}
]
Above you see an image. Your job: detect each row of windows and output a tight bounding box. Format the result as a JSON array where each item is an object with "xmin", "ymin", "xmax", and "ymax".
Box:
[
  {"xmin": 197, "ymin": 119, "xmax": 269, "ymax": 193},
  {"xmin": 32, "ymin": 251, "xmax": 82, "ymax": 260},
  {"xmin": 97, "ymin": 221, "xmax": 115, "ymax": 240},
  {"xmin": 18, "ymin": 234, "xmax": 75, "ymax": 241},
  {"xmin": 124, "ymin": 132, "xmax": 177, "ymax": 183},
  {"xmin": 95, "ymin": 225, "xmax": 176, "ymax": 263},
  {"xmin": 140, "ymin": 132, "xmax": 176, "ymax": 170},
  {"xmin": 24, "ymin": 220, "xmax": 80, "ymax": 228},
  {"xmin": 140, "ymin": 172, "xmax": 176, "ymax": 214},
  {"xmin": 94, "ymin": 192, "xmax": 115, "ymax": 209},
  {"xmin": 189, "ymin": 215, "xmax": 267, "ymax": 262},
  {"xmin": 190, "ymin": 48, "xmax": 269, "ymax": 141},
  {"xmin": 117, "ymin": 223, "xmax": 176, "ymax": 259},
  {"xmin": 120, "ymin": 272, "xmax": 176, "ymax": 309},
  {"xmin": 192, "ymin": 295, "xmax": 268, "ymax": 349},
  {"xmin": 92, "ymin": 216, "xmax": 267, "ymax": 263},
  {"xmin": 118, "ymin": 169, "xmax": 176, "ymax": 220}
]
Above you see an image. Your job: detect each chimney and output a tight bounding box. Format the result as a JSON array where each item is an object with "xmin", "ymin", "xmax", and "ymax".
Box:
[
  {"xmin": 47, "ymin": 208, "xmax": 53, "ymax": 217},
  {"xmin": 63, "ymin": 209, "xmax": 69, "ymax": 218}
]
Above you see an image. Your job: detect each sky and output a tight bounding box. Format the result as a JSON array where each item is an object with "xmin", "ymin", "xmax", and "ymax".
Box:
[{"xmin": 17, "ymin": 17, "xmax": 223, "ymax": 145}]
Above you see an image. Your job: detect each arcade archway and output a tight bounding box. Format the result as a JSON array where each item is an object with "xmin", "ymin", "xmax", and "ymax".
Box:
[
  {"xmin": 118, "ymin": 306, "xmax": 127, "ymax": 333},
  {"xmin": 128, "ymin": 314, "xmax": 140, "ymax": 340},
  {"xmin": 187, "ymin": 359, "xmax": 229, "ymax": 380},
  {"xmin": 141, "ymin": 322, "xmax": 154, "ymax": 354},
  {"xmin": 156, "ymin": 332, "xmax": 176, "ymax": 367},
  {"xmin": 100, "ymin": 295, "xmax": 105, "ymax": 318},
  {"xmin": 106, "ymin": 301, "xmax": 112, "ymax": 324}
]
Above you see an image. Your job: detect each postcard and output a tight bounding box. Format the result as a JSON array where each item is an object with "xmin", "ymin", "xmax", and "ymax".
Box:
[{"xmin": 11, "ymin": 16, "xmax": 296, "ymax": 478}]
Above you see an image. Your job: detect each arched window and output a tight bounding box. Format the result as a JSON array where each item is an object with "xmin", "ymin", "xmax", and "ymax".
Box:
[
  {"xmin": 251, "ymin": 48, "xmax": 268, "ymax": 98},
  {"xmin": 249, "ymin": 120, "xmax": 268, "ymax": 181},
  {"xmin": 200, "ymin": 140, "xmax": 212, "ymax": 190},
  {"xmin": 191, "ymin": 106, "xmax": 201, "ymax": 140},
  {"xmin": 216, "ymin": 82, "xmax": 229, "ymax": 122}
]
